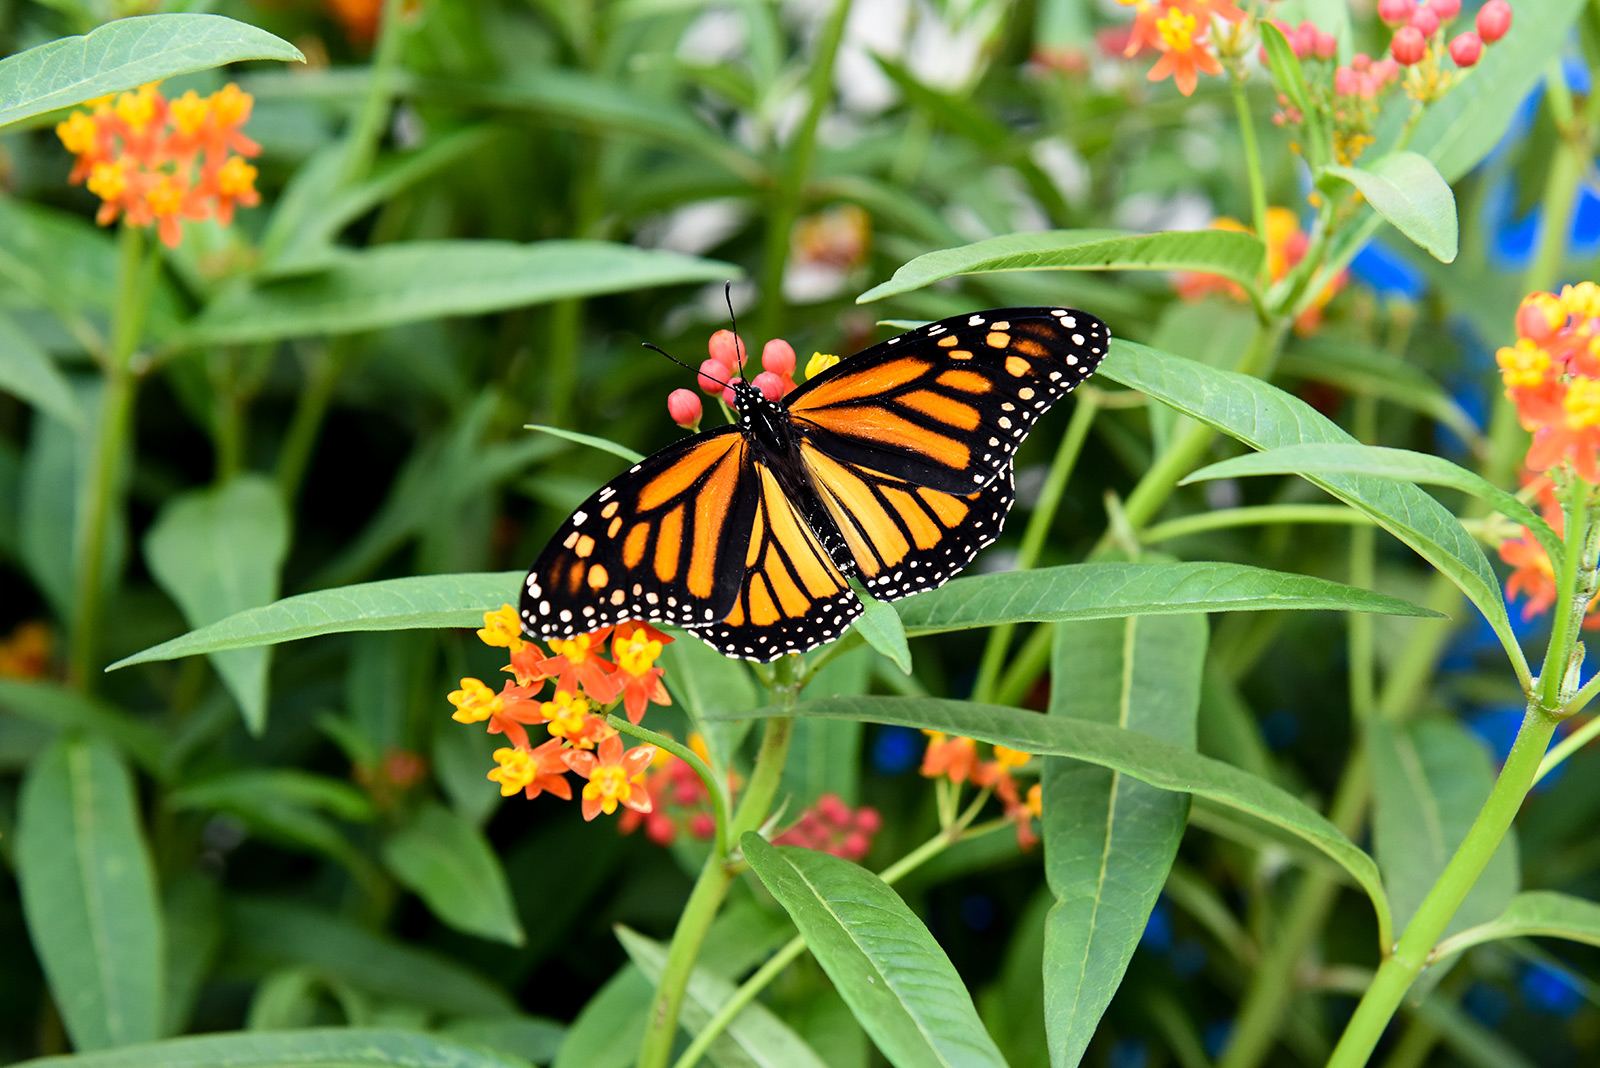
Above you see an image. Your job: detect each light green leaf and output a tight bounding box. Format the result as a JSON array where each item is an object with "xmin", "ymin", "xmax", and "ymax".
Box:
[
  {"xmin": 0, "ymin": 15, "xmax": 302, "ymax": 130},
  {"xmin": 617, "ymin": 926, "xmax": 830, "ymax": 1068},
  {"xmin": 749, "ymin": 695, "xmax": 1391, "ymax": 944},
  {"xmin": 1183, "ymin": 443, "xmax": 1561, "ymax": 560},
  {"xmin": 661, "ymin": 633, "xmax": 759, "ymax": 773},
  {"xmin": 1325, "ymin": 152, "xmax": 1457, "ymax": 262},
  {"xmin": 1370, "ymin": 718, "xmax": 1518, "ymax": 934},
  {"xmin": 551, "ymin": 965, "xmax": 651, "ymax": 1068},
  {"xmin": 524, "ymin": 423, "xmax": 644, "ymax": 464},
  {"xmin": 10, "ymin": 1028, "xmax": 531, "ymax": 1068},
  {"xmin": 1099, "ymin": 340, "xmax": 1521, "ymax": 681},
  {"xmin": 895, "ymin": 560, "xmax": 1439, "ymax": 635},
  {"xmin": 182, "ymin": 241, "xmax": 734, "ymax": 344},
  {"xmin": 857, "ymin": 229, "xmax": 1265, "ymax": 304},
  {"xmin": 438, "ymin": 1018, "xmax": 565, "ymax": 1066},
  {"xmin": 0, "ymin": 311, "xmax": 78, "ymax": 425},
  {"xmin": 1258, "ymin": 20, "xmax": 1310, "ymax": 114},
  {"xmin": 1437, "ymin": 890, "xmax": 1600, "ymax": 957},
  {"xmin": 161, "ymin": 875, "xmax": 221, "ymax": 1037},
  {"xmin": 848, "ymin": 581, "xmax": 911, "ymax": 674},
  {"xmin": 381, "ymin": 802, "xmax": 525, "ymax": 946},
  {"xmin": 1044, "ymin": 612, "xmax": 1206, "ymax": 1068},
  {"xmin": 108, "ymin": 571, "xmax": 522, "ymax": 670},
  {"xmin": 741, "ymin": 834, "xmax": 1010, "ymax": 1068},
  {"xmin": 17, "ymin": 736, "xmax": 163, "ymax": 1051},
  {"xmin": 143, "ymin": 475, "xmax": 289, "ymax": 733},
  {"xmin": 228, "ymin": 898, "xmax": 517, "ymax": 1016}
]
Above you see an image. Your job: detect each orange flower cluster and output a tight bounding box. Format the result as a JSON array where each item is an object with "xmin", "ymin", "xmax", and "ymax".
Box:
[
  {"xmin": 450, "ymin": 606, "xmax": 672, "ymax": 821},
  {"xmin": 1497, "ymin": 475, "xmax": 1575, "ymax": 622},
  {"xmin": 1497, "ymin": 284, "xmax": 1600, "ymax": 483},
  {"xmin": 0, "ymin": 621, "xmax": 53, "ymax": 678},
  {"xmin": 921, "ymin": 732, "xmax": 1043, "ymax": 848},
  {"xmin": 1120, "ymin": 0, "xmax": 1245, "ymax": 96},
  {"xmin": 56, "ymin": 83, "xmax": 261, "ymax": 248},
  {"xmin": 1175, "ymin": 206, "xmax": 1347, "ymax": 332}
]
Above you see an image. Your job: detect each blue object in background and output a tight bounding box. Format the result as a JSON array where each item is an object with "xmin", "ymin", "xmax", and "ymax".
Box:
[
  {"xmin": 1170, "ymin": 938, "xmax": 1207, "ymax": 979},
  {"xmin": 1109, "ymin": 1038, "xmax": 1149, "ymax": 1068},
  {"xmin": 1203, "ymin": 1020, "xmax": 1234, "ymax": 1060},
  {"xmin": 1348, "ymin": 239, "xmax": 1427, "ymax": 301},
  {"xmin": 1463, "ymin": 981, "xmax": 1511, "ymax": 1028},
  {"xmin": 1141, "ymin": 899, "xmax": 1173, "ymax": 953},
  {"xmin": 959, "ymin": 891, "xmax": 996, "ymax": 932},
  {"xmin": 871, "ymin": 725, "xmax": 921, "ymax": 774},
  {"xmin": 1261, "ymin": 709, "xmax": 1300, "ymax": 751},
  {"xmin": 1521, "ymin": 961, "xmax": 1585, "ymax": 1016}
]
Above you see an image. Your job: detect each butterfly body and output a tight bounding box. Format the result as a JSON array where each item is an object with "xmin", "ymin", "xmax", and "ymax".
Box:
[{"xmin": 521, "ymin": 307, "xmax": 1109, "ymax": 661}]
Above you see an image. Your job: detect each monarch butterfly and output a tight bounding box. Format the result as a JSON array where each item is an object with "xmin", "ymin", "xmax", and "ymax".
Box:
[{"xmin": 519, "ymin": 306, "xmax": 1109, "ymax": 661}]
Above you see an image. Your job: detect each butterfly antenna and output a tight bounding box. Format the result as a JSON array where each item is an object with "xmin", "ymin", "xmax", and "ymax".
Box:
[
  {"xmin": 723, "ymin": 281, "xmax": 747, "ymax": 374},
  {"xmin": 643, "ymin": 342, "xmax": 728, "ymax": 389}
]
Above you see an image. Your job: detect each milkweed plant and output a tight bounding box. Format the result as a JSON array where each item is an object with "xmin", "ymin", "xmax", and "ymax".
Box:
[{"xmin": 0, "ymin": 2, "xmax": 1597, "ymax": 1068}]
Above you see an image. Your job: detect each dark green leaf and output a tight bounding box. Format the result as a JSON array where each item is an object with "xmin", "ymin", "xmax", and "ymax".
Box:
[
  {"xmin": 381, "ymin": 802, "xmax": 525, "ymax": 946},
  {"xmin": 11, "ymin": 1029, "xmax": 531, "ymax": 1068},
  {"xmin": 0, "ymin": 15, "xmax": 302, "ymax": 129},
  {"xmin": 857, "ymin": 230, "xmax": 1264, "ymax": 304},
  {"xmin": 437, "ymin": 1018, "xmax": 565, "ymax": 1066},
  {"xmin": 1325, "ymin": 152, "xmax": 1458, "ymax": 262},
  {"xmin": 0, "ymin": 310, "xmax": 78, "ymax": 425},
  {"xmin": 741, "ymin": 834, "xmax": 1010, "ymax": 1068},
  {"xmin": 0, "ymin": 679, "xmax": 166, "ymax": 774},
  {"xmin": 16, "ymin": 736, "xmax": 163, "ymax": 1050},
  {"xmin": 848, "ymin": 582, "xmax": 911, "ymax": 674}
]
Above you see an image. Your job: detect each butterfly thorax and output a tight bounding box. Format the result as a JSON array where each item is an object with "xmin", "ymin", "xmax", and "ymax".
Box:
[{"xmin": 733, "ymin": 383, "xmax": 858, "ymax": 577}]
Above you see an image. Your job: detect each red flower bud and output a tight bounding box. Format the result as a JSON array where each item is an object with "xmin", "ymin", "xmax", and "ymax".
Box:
[
  {"xmin": 1409, "ymin": 5, "xmax": 1440, "ymax": 35},
  {"xmin": 1391, "ymin": 25, "xmax": 1427, "ymax": 64},
  {"xmin": 817, "ymin": 792, "xmax": 851, "ymax": 826},
  {"xmin": 841, "ymin": 832, "xmax": 870, "ymax": 859},
  {"xmin": 1334, "ymin": 66, "xmax": 1359, "ymax": 95},
  {"xmin": 1476, "ymin": 0, "xmax": 1511, "ymax": 42},
  {"xmin": 854, "ymin": 806, "xmax": 882, "ymax": 833},
  {"xmin": 1292, "ymin": 20, "xmax": 1318, "ymax": 57},
  {"xmin": 1351, "ymin": 51, "xmax": 1371, "ymax": 70},
  {"xmin": 1377, "ymin": 0, "xmax": 1414, "ymax": 25},
  {"xmin": 689, "ymin": 812, "xmax": 716, "ymax": 840},
  {"xmin": 721, "ymin": 377, "xmax": 745, "ymax": 406},
  {"xmin": 1315, "ymin": 31, "xmax": 1338, "ymax": 59},
  {"xmin": 667, "ymin": 388, "xmax": 702, "ymax": 429},
  {"xmin": 708, "ymin": 328, "xmax": 744, "ymax": 373},
  {"xmin": 761, "ymin": 337, "xmax": 796, "ymax": 376},
  {"xmin": 1449, "ymin": 31, "xmax": 1482, "ymax": 66},
  {"xmin": 752, "ymin": 371, "xmax": 785, "ymax": 401},
  {"xmin": 697, "ymin": 358, "xmax": 729, "ymax": 395},
  {"xmin": 1429, "ymin": 0, "xmax": 1461, "ymax": 21}
]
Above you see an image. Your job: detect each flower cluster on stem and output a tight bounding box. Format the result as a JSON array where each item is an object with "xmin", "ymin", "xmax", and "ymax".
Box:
[{"xmin": 921, "ymin": 732, "xmax": 1043, "ymax": 848}]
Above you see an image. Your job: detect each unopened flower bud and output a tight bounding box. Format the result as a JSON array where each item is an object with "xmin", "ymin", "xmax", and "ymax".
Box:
[
  {"xmin": 752, "ymin": 371, "xmax": 785, "ymax": 401},
  {"xmin": 1334, "ymin": 66, "xmax": 1359, "ymax": 95},
  {"xmin": 708, "ymin": 329, "xmax": 744, "ymax": 373},
  {"xmin": 667, "ymin": 388, "xmax": 702, "ymax": 429},
  {"xmin": 1409, "ymin": 5, "xmax": 1440, "ymax": 35},
  {"xmin": 1292, "ymin": 20, "xmax": 1318, "ymax": 57},
  {"xmin": 697, "ymin": 359, "xmax": 729, "ymax": 396},
  {"xmin": 1377, "ymin": 0, "xmax": 1414, "ymax": 25},
  {"xmin": 1429, "ymin": 0, "xmax": 1462, "ymax": 21},
  {"xmin": 1314, "ymin": 30, "xmax": 1338, "ymax": 59},
  {"xmin": 689, "ymin": 812, "xmax": 716, "ymax": 839},
  {"xmin": 761, "ymin": 338, "xmax": 796, "ymax": 376},
  {"xmin": 1391, "ymin": 25, "xmax": 1427, "ymax": 64},
  {"xmin": 721, "ymin": 377, "xmax": 745, "ymax": 406},
  {"xmin": 1476, "ymin": 0, "xmax": 1511, "ymax": 42},
  {"xmin": 854, "ymin": 807, "xmax": 882, "ymax": 833},
  {"xmin": 1449, "ymin": 31, "xmax": 1482, "ymax": 66}
]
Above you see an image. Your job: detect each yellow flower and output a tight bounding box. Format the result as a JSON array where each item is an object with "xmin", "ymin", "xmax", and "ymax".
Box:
[
  {"xmin": 209, "ymin": 83, "xmax": 253, "ymax": 127},
  {"xmin": 1564, "ymin": 377, "xmax": 1600, "ymax": 429},
  {"xmin": 993, "ymin": 745, "xmax": 1031, "ymax": 769},
  {"xmin": 1496, "ymin": 338, "xmax": 1552, "ymax": 388},
  {"xmin": 56, "ymin": 111, "xmax": 98, "ymax": 156},
  {"xmin": 114, "ymin": 84, "xmax": 158, "ymax": 131},
  {"xmin": 805, "ymin": 352, "xmax": 839, "ymax": 380},
  {"xmin": 1155, "ymin": 6, "xmax": 1198, "ymax": 51},
  {"xmin": 476, "ymin": 603, "xmax": 526, "ymax": 654},
  {"xmin": 448, "ymin": 677, "xmax": 501, "ymax": 723},
  {"xmin": 541, "ymin": 689, "xmax": 592, "ymax": 742},
  {"xmin": 614, "ymin": 627, "xmax": 663, "ymax": 676},
  {"xmin": 87, "ymin": 161, "xmax": 127, "ymax": 202},
  {"xmin": 488, "ymin": 747, "xmax": 537, "ymax": 796},
  {"xmin": 169, "ymin": 90, "xmax": 210, "ymax": 136},
  {"xmin": 145, "ymin": 175, "xmax": 184, "ymax": 217},
  {"xmin": 1562, "ymin": 281, "xmax": 1600, "ymax": 320},
  {"xmin": 216, "ymin": 156, "xmax": 258, "ymax": 197}
]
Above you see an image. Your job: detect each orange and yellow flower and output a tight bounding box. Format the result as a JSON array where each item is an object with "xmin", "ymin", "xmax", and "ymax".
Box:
[
  {"xmin": 563, "ymin": 733, "xmax": 658, "ymax": 821},
  {"xmin": 612, "ymin": 621, "xmax": 673, "ymax": 724},
  {"xmin": 1176, "ymin": 207, "xmax": 1346, "ymax": 332},
  {"xmin": 1499, "ymin": 285, "xmax": 1600, "ymax": 484},
  {"xmin": 920, "ymin": 731, "xmax": 979, "ymax": 784}
]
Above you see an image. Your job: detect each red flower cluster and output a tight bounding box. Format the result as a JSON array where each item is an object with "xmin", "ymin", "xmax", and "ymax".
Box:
[
  {"xmin": 56, "ymin": 83, "xmax": 261, "ymax": 248},
  {"xmin": 619, "ymin": 736, "xmax": 730, "ymax": 846},
  {"xmin": 449, "ymin": 607, "xmax": 673, "ymax": 820},
  {"xmin": 775, "ymin": 793, "xmax": 881, "ymax": 861},
  {"xmin": 1382, "ymin": 0, "xmax": 1510, "ymax": 98},
  {"xmin": 667, "ymin": 330, "xmax": 837, "ymax": 430}
]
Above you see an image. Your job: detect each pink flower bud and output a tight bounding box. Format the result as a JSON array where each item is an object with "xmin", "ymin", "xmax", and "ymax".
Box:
[
  {"xmin": 646, "ymin": 815, "xmax": 676, "ymax": 846},
  {"xmin": 752, "ymin": 371, "xmax": 785, "ymax": 401},
  {"xmin": 1334, "ymin": 65, "xmax": 1359, "ymax": 95},
  {"xmin": 1391, "ymin": 25, "xmax": 1427, "ymax": 64},
  {"xmin": 816, "ymin": 793, "xmax": 851, "ymax": 826},
  {"xmin": 697, "ymin": 359, "xmax": 729, "ymax": 395},
  {"xmin": 841, "ymin": 832, "xmax": 870, "ymax": 860},
  {"xmin": 761, "ymin": 338, "xmax": 796, "ymax": 376},
  {"xmin": 1351, "ymin": 51, "xmax": 1371, "ymax": 69},
  {"xmin": 854, "ymin": 806, "xmax": 882, "ymax": 833},
  {"xmin": 1377, "ymin": 0, "xmax": 1414, "ymax": 25},
  {"xmin": 1476, "ymin": 0, "xmax": 1511, "ymax": 42},
  {"xmin": 708, "ymin": 328, "xmax": 745, "ymax": 373},
  {"xmin": 1292, "ymin": 20, "xmax": 1318, "ymax": 57},
  {"xmin": 1315, "ymin": 31, "xmax": 1338, "ymax": 59},
  {"xmin": 1409, "ymin": 5, "xmax": 1440, "ymax": 35},
  {"xmin": 1449, "ymin": 31, "xmax": 1482, "ymax": 66},
  {"xmin": 1429, "ymin": 0, "xmax": 1461, "ymax": 22},
  {"xmin": 689, "ymin": 812, "xmax": 716, "ymax": 840},
  {"xmin": 721, "ymin": 377, "xmax": 744, "ymax": 406},
  {"xmin": 667, "ymin": 388, "xmax": 702, "ymax": 429}
]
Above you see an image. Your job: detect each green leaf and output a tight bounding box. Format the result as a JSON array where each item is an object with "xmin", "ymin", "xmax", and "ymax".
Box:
[
  {"xmin": 0, "ymin": 15, "xmax": 303, "ymax": 130},
  {"xmin": 523, "ymin": 423, "xmax": 644, "ymax": 465},
  {"xmin": 551, "ymin": 965, "xmax": 651, "ymax": 1068},
  {"xmin": 1278, "ymin": 340, "xmax": 1481, "ymax": 448},
  {"xmin": 161, "ymin": 874, "xmax": 221, "ymax": 1037},
  {"xmin": 1099, "ymin": 340, "xmax": 1521, "ymax": 681},
  {"xmin": 749, "ymin": 696, "xmax": 1391, "ymax": 944},
  {"xmin": 660, "ymin": 633, "xmax": 759, "ymax": 772},
  {"xmin": 616, "ymin": 926, "xmax": 831, "ymax": 1068},
  {"xmin": 0, "ymin": 679, "xmax": 166, "ymax": 774},
  {"xmin": 168, "ymin": 770, "xmax": 373, "ymax": 874},
  {"xmin": 1043, "ymin": 613, "xmax": 1206, "ymax": 1068},
  {"xmin": 894, "ymin": 560, "xmax": 1439, "ymax": 635},
  {"xmin": 10, "ymin": 1029, "xmax": 532, "ymax": 1068},
  {"xmin": 1370, "ymin": 718, "xmax": 1518, "ymax": 934},
  {"xmin": 108, "ymin": 571, "xmax": 521, "ymax": 670},
  {"xmin": 228, "ymin": 898, "xmax": 517, "ymax": 1016},
  {"xmin": 1438, "ymin": 890, "xmax": 1600, "ymax": 957},
  {"xmin": 16, "ymin": 736, "xmax": 163, "ymax": 1051},
  {"xmin": 1325, "ymin": 152, "xmax": 1458, "ymax": 262},
  {"xmin": 741, "ymin": 834, "xmax": 1010, "ymax": 1068},
  {"xmin": 1183, "ymin": 443, "xmax": 1561, "ymax": 560},
  {"xmin": 848, "ymin": 581, "xmax": 912, "ymax": 674},
  {"xmin": 437, "ymin": 1017, "xmax": 566, "ymax": 1066},
  {"xmin": 1258, "ymin": 20, "xmax": 1310, "ymax": 114},
  {"xmin": 857, "ymin": 229, "xmax": 1265, "ymax": 304},
  {"xmin": 182, "ymin": 241, "xmax": 734, "ymax": 344},
  {"xmin": 381, "ymin": 802, "xmax": 525, "ymax": 946},
  {"xmin": 0, "ymin": 310, "xmax": 78, "ymax": 426},
  {"xmin": 142, "ymin": 475, "xmax": 289, "ymax": 733}
]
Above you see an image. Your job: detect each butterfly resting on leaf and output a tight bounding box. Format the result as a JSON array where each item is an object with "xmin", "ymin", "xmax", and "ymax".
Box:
[{"xmin": 519, "ymin": 307, "xmax": 1110, "ymax": 662}]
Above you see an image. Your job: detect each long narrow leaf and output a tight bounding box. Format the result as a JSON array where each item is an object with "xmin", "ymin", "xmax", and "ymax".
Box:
[{"xmin": 11, "ymin": 1029, "xmax": 530, "ymax": 1068}]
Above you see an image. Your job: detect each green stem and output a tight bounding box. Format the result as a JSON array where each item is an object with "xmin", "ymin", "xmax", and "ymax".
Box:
[
  {"xmin": 608, "ymin": 715, "xmax": 730, "ymax": 857},
  {"xmin": 1537, "ymin": 492, "xmax": 1589, "ymax": 711},
  {"xmin": 1349, "ymin": 397, "xmax": 1378, "ymax": 725},
  {"xmin": 1142, "ymin": 503, "xmax": 1370, "ymax": 543},
  {"xmin": 70, "ymin": 224, "xmax": 152, "ymax": 690},
  {"xmin": 276, "ymin": 341, "xmax": 347, "ymax": 503},
  {"xmin": 1375, "ymin": 1016, "xmax": 1439, "ymax": 1068},
  {"xmin": 1524, "ymin": 62, "xmax": 1585, "ymax": 296},
  {"xmin": 1230, "ymin": 65, "xmax": 1268, "ymax": 257},
  {"xmin": 1326, "ymin": 708, "xmax": 1559, "ymax": 1068},
  {"xmin": 340, "ymin": 0, "xmax": 408, "ymax": 187},
  {"xmin": 1539, "ymin": 709, "xmax": 1600, "ymax": 783},
  {"xmin": 971, "ymin": 394, "xmax": 1099, "ymax": 701},
  {"xmin": 754, "ymin": 0, "xmax": 852, "ymax": 343}
]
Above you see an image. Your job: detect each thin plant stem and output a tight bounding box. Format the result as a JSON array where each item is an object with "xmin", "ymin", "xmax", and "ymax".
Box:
[
  {"xmin": 1538, "ymin": 711, "xmax": 1600, "ymax": 783},
  {"xmin": 1142, "ymin": 503, "xmax": 1370, "ymax": 543},
  {"xmin": 1376, "ymin": 1017, "xmax": 1440, "ymax": 1068},
  {"xmin": 339, "ymin": 0, "xmax": 408, "ymax": 187},
  {"xmin": 276, "ymin": 340, "xmax": 348, "ymax": 503},
  {"xmin": 70, "ymin": 224, "xmax": 153, "ymax": 689},
  {"xmin": 971, "ymin": 394, "xmax": 1099, "ymax": 701},
  {"xmin": 992, "ymin": 623, "xmax": 1055, "ymax": 708},
  {"xmin": 1349, "ymin": 396, "xmax": 1378, "ymax": 725},
  {"xmin": 1523, "ymin": 61, "xmax": 1584, "ymax": 297},
  {"xmin": 1230, "ymin": 66, "xmax": 1268, "ymax": 255},
  {"xmin": 608, "ymin": 715, "xmax": 729, "ymax": 856}
]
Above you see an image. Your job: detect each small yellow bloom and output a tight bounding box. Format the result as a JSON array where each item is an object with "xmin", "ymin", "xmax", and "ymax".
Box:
[
  {"xmin": 1564, "ymin": 377, "xmax": 1600, "ymax": 428},
  {"xmin": 548, "ymin": 632, "xmax": 601, "ymax": 664},
  {"xmin": 169, "ymin": 90, "xmax": 210, "ymax": 136},
  {"xmin": 87, "ymin": 161, "xmax": 127, "ymax": 202},
  {"xmin": 688, "ymin": 732, "xmax": 712, "ymax": 764},
  {"xmin": 583, "ymin": 764, "xmax": 639, "ymax": 815},
  {"xmin": 615, "ymin": 627, "xmax": 663, "ymax": 676},
  {"xmin": 1562, "ymin": 281, "xmax": 1600, "ymax": 320},
  {"xmin": 993, "ymin": 745, "xmax": 1031, "ymax": 769},
  {"xmin": 541, "ymin": 689, "xmax": 592, "ymax": 741},
  {"xmin": 145, "ymin": 175, "xmax": 184, "ymax": 216},
  {"xmin": 476, "ymin": 604, "xmax": 526, "ymax": 654},
  {"xmin": 114, "ymin": 85, "xmax": 158, "ymax": 131},
  {"xmin": 1155, "ymin": 6, "xmax": 1198, "ymax": 51},
  {"xmin": 1496, "ymin": 338, "xmax": 1552, "ymax": 388},
  {"xmin": 805, "ymin": 352, "xmax": 839, "ymax": 380},
  {"xmin": 216, "ymin": 156, "xmax": 258, "ymax": 197},
  {"xmin": 448, "ymin": 677, "xmax": 501, "ymax": 723},
  {"xmin": 488, "ymin": 747, "xmax": 537, "ymax": 796},
  {"xmin": 56, "ymin": 111, "xmax": 99, "ymax": 156},
  {"xmin": 1026, "ymin": 782, "xmax": 1043, "ymax": 818},
  {"xmin": 210, "ymin": 83, "xmax": 253, "ymax": 127}
]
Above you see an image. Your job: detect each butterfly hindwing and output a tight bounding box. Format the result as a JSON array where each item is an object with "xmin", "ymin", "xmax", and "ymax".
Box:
[
  {"xmin": 519, "ymin": 428, "xmax": 759, "ymax": 640},
  {"xmin": 785, "ymin": 307, "xmax": 1108, "ymax": 494}
]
